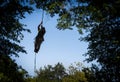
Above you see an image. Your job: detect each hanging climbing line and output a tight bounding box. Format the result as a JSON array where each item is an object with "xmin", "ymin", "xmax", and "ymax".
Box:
[
  {"xmin": 34, "ymin": 8, "xmax": 45, "ymax": 78},
  {"xmin": 42, "ymin": 9, "xmax": 44, "ymax": 23},
  {"xmin": 34, "ymin": 53, "xmax": 37, "ymax": 82},
  {"xmin": 34, "ymin": 53, "xmax": 36, "ymax": 73}
]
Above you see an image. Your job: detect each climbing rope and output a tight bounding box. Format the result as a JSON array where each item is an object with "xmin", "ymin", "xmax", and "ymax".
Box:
[
  {"xmin": 34, "ymin": 9, "xmax": 45, "ymax": 77},
  {"xmin": 42, "ymin": 9, "xmax": 44, "ymax": 23},
  {"xmin": 33, "ymin": 6, "xmax": 46, "ymax": 81},
  {"xmin": 34, "ymin": 53, "xmax": 36, "ymax": 73}
]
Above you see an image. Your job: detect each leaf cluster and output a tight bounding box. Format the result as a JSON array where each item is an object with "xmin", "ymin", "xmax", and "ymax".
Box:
[
  {"xmin": 34, "ymin": 0, "xmax": 120, "ymax": 81},
  {"xmin": 27, "ymin": 62, "xmax": 97, "ymax": 82},
  {"xmin": 0, "ymin": 0, "xmax": 34, "ymax": 82}
]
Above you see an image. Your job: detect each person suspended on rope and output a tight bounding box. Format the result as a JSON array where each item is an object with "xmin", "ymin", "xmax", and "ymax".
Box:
[{"xmin": 34, "ymin": 21, "xmax": 46, "ymax": 53}]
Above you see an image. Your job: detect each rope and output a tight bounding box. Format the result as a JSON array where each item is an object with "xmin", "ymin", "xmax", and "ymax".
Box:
[
  {"xmin": 42, "ymin": 9, "xmax": 44, "ymax": 23},
  {"xmin": 34, "ymin": 53, "xmax": 36, "ymax": 73},
  {"xmin": 34, "ymin": 53, "xmax": 37, "ymax": 82},
  {"xmin": 34, "ymin": 8, "xmax": 44, "ymax": 74}
]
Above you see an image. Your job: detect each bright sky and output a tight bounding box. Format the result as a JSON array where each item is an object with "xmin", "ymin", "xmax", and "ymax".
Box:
[{"xmin": 13, "ymin": 9, "xmax": 89, "ymax": 76}]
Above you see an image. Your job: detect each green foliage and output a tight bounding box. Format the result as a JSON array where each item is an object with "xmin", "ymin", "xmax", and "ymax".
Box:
[
  {"xmin": 0, "ymin": 55, "xmax": 27, "ymax": 82},
  {"xmin": 32, "ymin": 62, "xmax": 96, "ymax": 82},
  {"xmin": 34, "ymin": 0, "xmax": 120, "ymax": 33},
  {"xmin": 62, "ymin": 72, "xmax": 88, "ymax": 82},
  {"xmin": 34, "ymin": 0, "xmax": 120, "ymax": 81},
  {"xmin": 62, "ymin": 62, "xmax": 88, "ymax": 82},
  {"xmin": 34, "ymin": 0, "xmax": 97, "ymax": 33},
  {"xmin": 36, "ymin": 63, "xmax": 66, "ymax": 82},
  {"xmin": 1, "ymin": 0, "xmax": 120, "ymax": 81},
  {"xmin": 24, "ymin": 77, "xmax": 35, "ymax": 82},
  {"xmin": 0, "ymin": 0, "xmax": 33, "ymax": 56},
  {"xmin": 84, "ymin": 19, "xmax": 120, "ymax": 81},
  {"xmin": 0, "ymin": 73, "xmax": 10, "ymax": 82},
  {"xmin": 82, "ymin": 0, "xmax": 120, "ymax": 81},
  {"xmin": 0, "ymin": 0, "xmax": 34, "ymax": 82}
]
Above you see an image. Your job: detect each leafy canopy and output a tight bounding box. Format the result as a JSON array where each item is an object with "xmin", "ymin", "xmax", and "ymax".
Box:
[
  {"xmin": 33, "ymin": 0, "xmax": 120, "ymax": 81},
  {"xmin": 0, "ymin": 0, "xmax": 33, "ymax": 82}
]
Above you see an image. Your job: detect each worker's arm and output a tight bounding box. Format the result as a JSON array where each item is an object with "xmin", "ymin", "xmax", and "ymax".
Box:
[{"xmin": 37, "ymin": 21, "xmax": 43, "ymax": 32}]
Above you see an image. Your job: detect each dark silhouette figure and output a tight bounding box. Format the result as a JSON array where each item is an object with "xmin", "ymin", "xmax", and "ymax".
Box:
[{"xmin": 34, "ymin": 21, "xmax": 46, "ymax": 53}]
